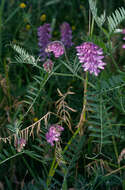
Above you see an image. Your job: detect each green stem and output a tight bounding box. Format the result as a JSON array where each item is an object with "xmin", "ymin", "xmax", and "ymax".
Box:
[
  {"xmin": 46, "ymin": 156, "xmax": 56, "ymax": 187},
  {"xmin": 90, "ymin": 16, "xmax": 94, "ymax": 37},
  {"xmin": 76, "ymin": 72, "xmax": 88, "ymax": 135},
  {"xmin": 83, "ymin": 72, "xmax": 88, "ymax": 122},
  {"xmin": 54, "ymin": 72, "xmax": 74, "ymax": 77},
  {"xmin": 0, "ymin": 151, "xmax": 25, "ymax": 165}
]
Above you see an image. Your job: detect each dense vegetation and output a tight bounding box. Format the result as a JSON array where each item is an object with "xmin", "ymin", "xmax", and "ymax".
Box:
[{"xmin": 1, "ymin": 0, "xmax": 125, "ymax": 189}]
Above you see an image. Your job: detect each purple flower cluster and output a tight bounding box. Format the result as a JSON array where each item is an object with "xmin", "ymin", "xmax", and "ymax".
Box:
[
  {"xmin": 60, "ymin": 22, "xmax": 73, "ymax": 48},
  {"xmin": 37, "ymin": 23, "xmax": 106, "ymax": 76},
  {"xmin": 37, "ymin": 23, "xmax": 51, "ymax": 61},
  {"xmin": 45, "ymin": 41, "xmax": 64, "ymax": 58},
  {"xmin": 122, "ymin": 29, "xmax": 125, "ymax": 49},
  {"xmin": 46, "ymin": 124, "xmax": 64, "ymax": 146},
  {"xmin": 76, "ymin": 42, "xmax": 106, "ymax": 76},
  {"xmin": 43, "ymin": 59, "xmax": 53, "ymax": 72}
]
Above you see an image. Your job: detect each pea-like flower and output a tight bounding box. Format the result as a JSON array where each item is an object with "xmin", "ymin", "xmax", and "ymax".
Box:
[
  {"xmin": 45, "ymin": 41, "xmax": 64, "ymax": 58},
  {"xmin": 37, "ymin": 23, "xmax": 51, "ymax": 61},
  {"xmin": 46, "ymin": 124, "xmax": 64, "ymax": 146},
  {"xmin": 76, "ymin": 42, "xmax": 106, "ymax": 76}
]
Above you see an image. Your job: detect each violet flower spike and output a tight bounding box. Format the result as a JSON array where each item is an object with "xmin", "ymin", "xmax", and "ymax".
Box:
[
  {"xmin": 76, "ymin": 42, "xmax": 106, "ymax": 76},
  {"xmin": 46, "ymin": 124, "xmax": 64, "ymax": 146},
  {"xmin": 60, "ymin": 22, "xmax": 73, "ymax": 48},
  {"xmin": 37, "ymin": 23, "xmax": 51, "ymax": 61},
  {"xmin": 45, "ymin": 41, "xmax": 64, "ymax": 58}
]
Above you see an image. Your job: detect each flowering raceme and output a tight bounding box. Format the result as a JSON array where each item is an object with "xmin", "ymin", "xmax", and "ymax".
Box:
[
  {"xmin": 45, "ymin": 41, "xmax": 64, "ymax": 58},
  {"xmin": 60, "ymin": 22, "xmax": 73, "ymax": 48},
  {"xmin": 37, "ymin": 23, "xmax": 51, "ymax": 61},
  {"xmin": 76, "ymin": 42, "xmax": 106, "ymax": 76},
  {"xmin": 46, "ymin": 124, "xmax": 64, "ymax": 146}
]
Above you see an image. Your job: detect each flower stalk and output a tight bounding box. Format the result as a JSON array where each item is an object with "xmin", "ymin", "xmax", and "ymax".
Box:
[{"xmin": 76, "ymin": 71, "xmax": 88, "ymax": 135}]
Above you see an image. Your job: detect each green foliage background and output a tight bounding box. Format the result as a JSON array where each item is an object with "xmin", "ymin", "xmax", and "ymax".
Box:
[{"xmin": 1, "ymin": 0, "xmax": 125, "ymax": 189}]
